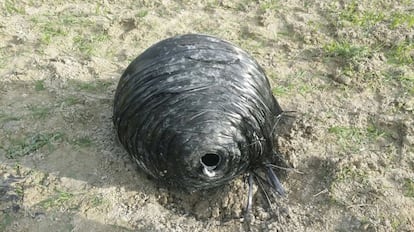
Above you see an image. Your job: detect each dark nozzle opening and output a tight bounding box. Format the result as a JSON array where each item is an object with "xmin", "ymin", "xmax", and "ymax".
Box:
[{"xmin": 201, "ymin": 153, "xmax": 220, "ymax": 168}]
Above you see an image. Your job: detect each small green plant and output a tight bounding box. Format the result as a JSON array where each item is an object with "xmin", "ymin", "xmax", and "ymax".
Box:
[
  {"xmin": 390, "ymin": 13, "xmax": 414, "ymax": 29},
  {"xmin": 71, "ymin": 80, "xmax": 112, "ymax": 92},
  {"xmin": 14, "ymin": 185, "xmax": 24, "ymax": 196},
  {"xmin": 94, "ymin": 2, "xmax": 111, "ymax": 15},
  {"xmin": 0, "ymin": 112, "xmax": 20, "ymax": 123},
  {"xmin": 328, "ymin": 126, "xmax": 364, "ymax": 151},
  {"xmin": 30, "ymin": 16, "xmax": 68, "ymax": 45},
  {"xmin": 205, "ymin": 0, "xmax": 221, "ymax": 10},
  {"xmin": 272, "ymin": 86, "xmax": 290, "ymax": 96},
  {"xmin": 328, "ymin": 123, "xmax": 391, "ymax": 151},
  {"xmin": 340, "ymin": 8, "xmax": 385, "ymax": 27},
  {"xmin": 62, "ymin": 96, "xmax": 83, "ymax": 106},
  {"xmin": 366, "ymin": 123, "xmax": 388, "ymax": 140},
  {"xmin": 334, "ymin": 0, "xmax": 386, "ymax": 28},
  {"xmin": 71, "ymin": 136, "xmax": 92, "ymax": 147},
  {"xmin": 41, "ymin": 24, "xmax": 67, "ymax": 45},
  {"xmin": 60, "ymin": 14, "xmax": 92, "ymax": 26},
  {"xmin": 383, "ymin": 70, "xmax": 414, "ymax": 95},
  {"xmin": 259, "ymin": 0, "xmax": 279, "ymax": 12},
  {"xmin": 337, "ymin": 0, "xmax": 358, "ymax": 22},
  {"xmin": 390, "ymin": 217, "xmax": 405, "ymax": 231},
  {"xmin": 28, "ymin": 105, "xmax": 51, "ymax": 119},
  {"xmin": 323, "ymin": 41, "xmax": 370, "ymax": 60},
  {"xmin": 399, "ymin": 75, "xmax": 414, "ymax": 95},
  {"xmin": 39, "ymin": 189, "xmax": 74, "ymax": 208},
  {"xmin": 335, "ymin": 166, "xmax": 366, "ymax": 182},
  {"xmin": 4, "ymin": 0, "xmax": 25, "ymax": 14},
  {"xmin": 6, "ymin": 132, "xmax": 65, "ymax": 158},
  {"xmin": 388, "ymin": 42, "xmax": 414, "ymax": 65},
  {"xmin": 235, "ymin": 0, "xmax": 251, "ymax": 12},
  {"xmin": 73, "ymin": 33, "xmax": 110, "ymax": 56},
  {"xmin": 403, "ymin": 178, "xmax": 414, "ymax": 197},
  {"xmin": 0, "ymin": 213, "xmax": 13, "ymax": 231},
  {"xmin": 34, "ymin": 80, "xmax": 45, "ymax": 91},
  {"xmin": 297, "ymin": 83, "xmax": 315, "ymax": 95},
  {"xmin": 328, "ymin": 126, "xmax": 362, "ymax": 139},
  {"xmin": 91, "ymin": 195, "xmax": 104, "ymax": 207},
  {"xmin": 136, "ymin": 9, "xmax": 148, "ymax": 18},
  {"xmin": 73, "ymin": 36, "xmax": 93, "ymax": 56}
]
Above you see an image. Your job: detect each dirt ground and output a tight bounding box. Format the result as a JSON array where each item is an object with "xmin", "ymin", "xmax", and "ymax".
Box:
[{"xmin": 1, "ymin": 0, "xmax": 413, "ymax": 231}]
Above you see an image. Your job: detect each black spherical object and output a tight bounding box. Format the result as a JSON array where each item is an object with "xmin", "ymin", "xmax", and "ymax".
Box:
[{"xmin": 113, "ymin": 34, "xmax": 283, "ymax": 191}]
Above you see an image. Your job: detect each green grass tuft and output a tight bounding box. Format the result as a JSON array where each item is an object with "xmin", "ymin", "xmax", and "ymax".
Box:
[
  {"xmin": 71, "ymin": 136, "xmax": 93, "ymax": 147},
  {"xmin": 136, "ymin": 9, "xmax": 148, "ymax": 18},
  {"xmin": 91, "ymin": 195, "xmax": 104, "ymax": 207},
  {"xmin": 0, "ymin": 213, "xmax": 13, "ymax": 231},
  {"xmin": 398, "ymin": 75, "xmax": 414, "ymax": 95},
  {"xmin": 73, "ymin": 33, "xmax": 110, "ymax": 56},
  {"xmin": 0, "ymin": 112, "xmax": 20, "ymax": 123},
  {"xmin": 34, "ymin": 80, "xmax": 45, "ymax": 91},
  {"xmin": 403, "ymin": 178, "xmax": 414, "ymax": 198},
  {"xmin": 366, "ymin": 123, "xmax": 388, "ymax": 140},
  {"xmin": 328, "ymin": 123, "xmax": 389, "ymax": 151},
  {"xmin": 28, "ymin": 105, "xmax": 51, "ymax": 119},
  {"xmin": 335, "ymin": 165, "xmax": 367, "ymax": 182},
  {"xmin": 388, "ymin": 42, "xmax": 414, "ymax": 65},
  {"xmin": 39, "ymin": 189, "xmax": 74, "ymax": 208},
  {"xmin": 391, "ymin": 12, "xmax": 414, "ymax": 29},
  {"xmin": 272, "ymin": 85, "xmax": 290, "ymax": 96},
  {"xmin": 339, "ymin": 2, "xmax": 385, "ymax": 28},
  {"xmin": 5, "ymin": 132, "xmax": 65, "ymax": 159},
  {"xmin": 30, "ymin": 16, "xmax": 71, "ymax": 45},
  {"xmin": 4, "ymin": 0, "xmax": 25, "ymax": 15},
  {"xmin": 59, "ymin": 15, "xmax": 93, "ymax": 26},
  {"xmin": 71, "ymin": 80, "xmax": 112, "ymax": 92},
  {"xmin": 323, "ymin": 41, "xmax": 370, "ymax": 60},
  {"xmin": 62, "ymin": 96, "xmax": 83, "ymax": 106},
  {"xmin": 328, "ymin": 126, "xmax": 364, "ymax": 150},
  {"xmin": 259, "ymin": 0, "xmax": 279, "ymax": 12},
  {"xmin": 335, "ymin": 1, "xmax": 413, "ymax": 30}
]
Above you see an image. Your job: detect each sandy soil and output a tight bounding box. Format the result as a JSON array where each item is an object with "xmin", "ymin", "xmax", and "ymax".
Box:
[{"xmin": 1, "ymin": 0, "xmax": 413, "ymax": 231}]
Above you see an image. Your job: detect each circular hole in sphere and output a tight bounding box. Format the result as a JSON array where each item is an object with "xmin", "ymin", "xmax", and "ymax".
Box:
[{"xmin": 201, "ymin": 153, "xmax": 221, "ymax": 168}]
